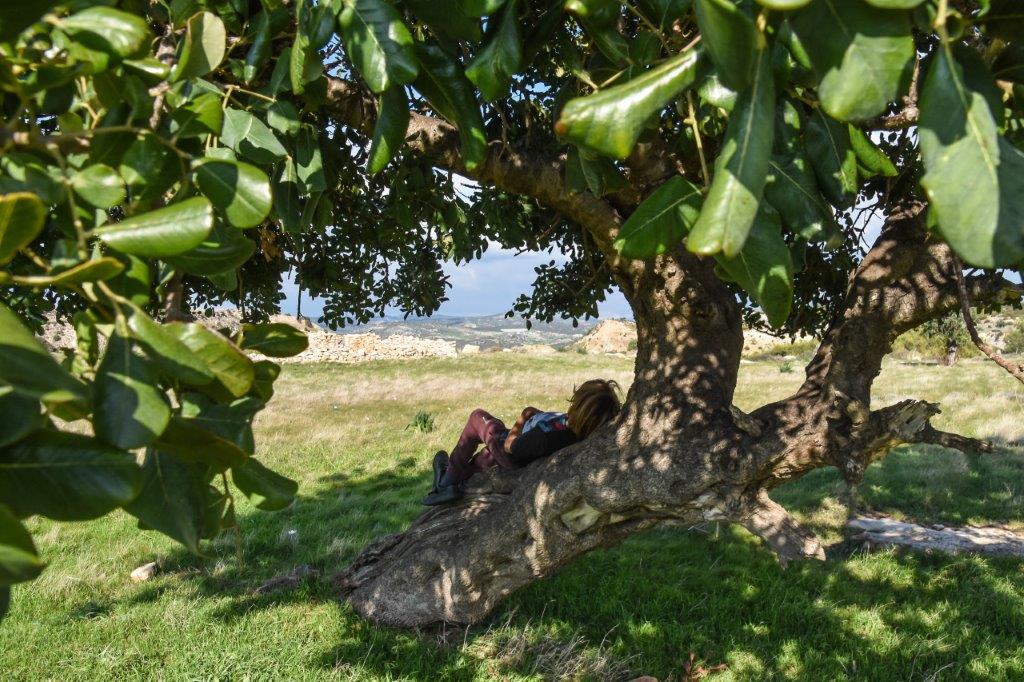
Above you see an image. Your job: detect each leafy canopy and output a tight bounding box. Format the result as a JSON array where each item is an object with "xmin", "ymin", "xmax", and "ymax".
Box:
[{"xmin": 1, "ymin": 0, "xmax": 1023, "ymax": 617}]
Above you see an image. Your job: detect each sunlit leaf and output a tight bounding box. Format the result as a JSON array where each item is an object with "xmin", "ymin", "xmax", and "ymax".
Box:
[
  {"xmin": 688, "ymin": 48, "xmax": 775, "ymax": 257},
  {"xmin": 172, "ymin": 11, "xmax": 227, "ymax": 81},
  {"xmin": 194, "ymin": 158, "xmax": 272, "ymax": 229},
  {"xmin": 790, "ymin": 0, "xmax": 914, "ymax": 121},
  {"xmin": 95, "ymin": 197, "xmax": 215, "ymax": 258},
  {"xmin": 556, "ymin": 48, "xmax": 705, "ymax": 160},
  {"xmin": 94, "ymin": 327, "xmax": 172, "ymax": 450},
  {"xmin": 0, "ymin": 193, "xmax": 46, "ymax": 265},
  {"xmin": 919, "ymin": 44, "xmax": 1024, "ymax": 268},
  {"xmin": 232, "ymin": 458, "xmax": 297, "ymax": 511},
  {"xmin": 337, "ymin": 0, "xmax": 419, "ymax": 94},
  {"xmin": 240, "ymin": 322, "xmax": 309, "ymax": 357},
  {"xmin": 613, "ymin": 175, "xmax": 703, "ymax": 259}
]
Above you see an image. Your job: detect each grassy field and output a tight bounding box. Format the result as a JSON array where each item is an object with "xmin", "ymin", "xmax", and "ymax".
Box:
[{"xmin": 2, "ymin": 353, "xmax": 1024, "ymax": 680}]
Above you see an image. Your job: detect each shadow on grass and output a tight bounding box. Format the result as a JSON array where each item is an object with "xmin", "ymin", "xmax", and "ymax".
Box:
[{"xmin": 133, "ymin": 443, "xmax": 1024, "ymax": 679}]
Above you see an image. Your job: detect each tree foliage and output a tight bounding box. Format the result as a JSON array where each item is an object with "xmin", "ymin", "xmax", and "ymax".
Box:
[{"xmin": 1, "ymin": 0, "xmax": 1023, "ymax": 620}]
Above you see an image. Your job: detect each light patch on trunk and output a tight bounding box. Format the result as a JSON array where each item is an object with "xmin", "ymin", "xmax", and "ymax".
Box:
[{"xmin": 561, "ymin": 500, "xmax": 603, "ymax": 533}]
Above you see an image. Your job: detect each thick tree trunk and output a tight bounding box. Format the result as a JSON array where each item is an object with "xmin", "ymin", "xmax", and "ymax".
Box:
[{"xmin": 338, "ymin": 207, "xmax": 1020, "ymax": 628}]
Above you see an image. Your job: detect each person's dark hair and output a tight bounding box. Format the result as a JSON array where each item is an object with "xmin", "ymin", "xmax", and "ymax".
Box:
[{"xmin": 567, "ymin": 379, "xmax": 622, "ymax": 439}]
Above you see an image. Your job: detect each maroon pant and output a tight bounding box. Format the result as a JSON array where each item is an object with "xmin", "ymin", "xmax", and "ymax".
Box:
[{"xmin": 446, "ymin": 409, "xmax": 514, "ymax": 486}]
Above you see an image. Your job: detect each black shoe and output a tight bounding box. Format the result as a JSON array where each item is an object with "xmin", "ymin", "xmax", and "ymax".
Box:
[
  {"xmin": 422, "ymin": 484, "xmax": 464, "ymax": 506},
  {"xmin": 431, "ymin": 450, "xmax": 449, "ymax": 492}
]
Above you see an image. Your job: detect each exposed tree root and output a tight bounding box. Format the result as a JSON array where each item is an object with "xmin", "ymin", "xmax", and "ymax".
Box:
[{"xmin": 849, "ymin": 517, "xmax": 1024, "ymax": 558}]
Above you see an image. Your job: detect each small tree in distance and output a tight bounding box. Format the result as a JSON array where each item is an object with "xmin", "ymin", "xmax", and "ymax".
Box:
[{"xmin": 1, "ymin": 0, "xmax": 1023, "ymax": 626}]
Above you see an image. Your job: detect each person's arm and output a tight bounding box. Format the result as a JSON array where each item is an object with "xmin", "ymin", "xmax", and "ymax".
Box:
[
  {"xmin": 508, "ymin": 428, "xmax": 577, "ymax": 466},
  {"xmin": 503, "ymin": 406, "xmax": 540, "ymax": 454}
]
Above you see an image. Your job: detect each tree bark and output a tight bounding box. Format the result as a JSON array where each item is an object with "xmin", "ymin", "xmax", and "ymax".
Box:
[{"xmin": 338, "ymin": 205, "xmax": 1022, "ymax": 628}]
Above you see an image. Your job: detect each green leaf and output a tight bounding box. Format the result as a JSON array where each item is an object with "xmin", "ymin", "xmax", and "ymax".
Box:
[
  {"xmin": 848, "ymin": 125, "xmax": 897, "ymax": 178},
  {"xmin": 763, "ymin": 100, "xmax": 842, "ymax": 246},
  {"xmin": 368, "ymin": 87, "xmax": 410, "ymax": 174},
  {"xmin": 804, "ymin": 107, "xmax": 857, "ymax": 207},
  {"xmin": 126, "ymin": 306, "xmax": 216, "ymax": 387},
  {"xmin": 0, "ymin": 431, "xmax": 142, "ymax": 521},
  {"xmin": 232, "ymin": 458, "xmax": 297, "ymax": 511},
  {"xmin": 614, "ymin": 175, "xmax": 703, "ymax": 258},
  {"xmin": 59, "ymin": 7, "xmax": 151, "ymax": 59},
  {"xmin": 0, "ymin": 302, "xmax": 87, "ymax": 407},
  {"xmin": 123, "ymin": 448, "xmax": 210, "ymax": 553},
  {"xmin": 193, "ymin": 159, "xmax": 272, "ymax": 229},
  {"xmin": 790, "ymin": 0, "xmax": 914, "ymax": 121},
  {"xmin": 10, "ymin": 257, "xmax": 124, "ymax": 288},
  {"xmin": 106, "ymin": 255, "xmax": 151, "ymax": 308},
  {"xmin": 556, "ymin": 48, "xmax": 705, "ymax": 160},
  {"xmin": 993, "ymin": 44, "xmax": 1024, "ymax": 86},
  {"xmin": 0, "ymin": 504, "xmax": 43, "ymax": 586},
  {"xmin": 251, "ymin": 360, "xmax": 281, "ymax": 401},
  {"xmin": 0, "ymin": 0, "xmax": 59, "ymax": 42},
  {"xmin": 413, "ymin": 45, "xmax": 488, "ymax": 171},
  {"xmin": 919, "ymin": 44, "xmax": 1024, "ymax": 268},
  {"xmin": 0, "ymin": 388, "xmax": 44, "ymax": 449},
  {"xmin": 462, "ymin": 0, "xmax": 507, "ymax": 15},
  {"xmin": 180, "ymin": 393, "xmax": 264, "ymax": 455},
  {"xmin": 267, "ymin": 101, "xmax": 302, "ymax": 137},
  {"xmin": 0, "ymin": 193, "xmax": 46, "ymax": 265},
  {"xmin": 240, "ymin": 323, "xmax": 309, "ymax": 357},
  {"xmin": 166, "ymin": 221, "xmax": 256, "ymax": 276},
  {"xmin": 465, "ymin": 0, "xmax": 523, "ymax": 102},
  {"xmin": 754, "ymin": 0, "xmax": 811, "ymax": 7},
  {"xmin": 565, "ymin": 0, "xmax": 620, "ymax": 25},
  {"xmin": 167, "ymin": 323, "xmax": 255, "ymax": 398},
  {"xmin": 694, "ymin": 0, "xmax": 757, "ymax": 91},
  {"xmin": 244, "ymin": 10, "xmax": 272, "ymax": 84},
  {"xmin": 713, "ymin": 206, "xmax": 794, "ymax": 328},
  {"xmin": 981, "ymin": 0, "xmax": 1024, "ymax": 42},
  {"xmin": 864, "ymin": 0, "xmax": 924, "ymax": 7},
  {"xmin": 688, "ymin": 48, "xmax": 775, "ymax": 257},
  {"xmin": 565, "ymin": 147, "xmax": 628, "ymax": 196},
  {"xmin": 153, "ymin": 415, "xmax": 249, "ymax": 469},
  {"xmin": 118, "ymin": 134, "xmax": 180, "ymax": 204},
  {"xmin": 71, "ymin": 164, "xmax": 125, "ymax": 209},
  {"xmin": 404, "ymin": 0, "xmax": 481, "ymax": 40},
  {"xmin": 95, "ymin": 197, "xmax": 215, "ymax": 258},
  {"xmin": 337, "ymin": 0, "xmax": 420, "ymax": 94},
  {"xmin": 221, "ymin": 109, "xmax": 288, "ymax": 164},
  {"xmin": 171, "ymin": 93, "xmax": 224, "ymax": 139},
  {"xmin": 296, "ymin": 126, "xmax": 327, "ymax": 194},
  {"xmin": 94, "ymin": 327, "xmax": 172, "ymax": 450},
  {"xmin": 172, "ymin": 11, "xmax": 227, "ymax": 81},
  {"xmin": 273, "ymin": 159, "xmax": 302, "ymax": 234}
]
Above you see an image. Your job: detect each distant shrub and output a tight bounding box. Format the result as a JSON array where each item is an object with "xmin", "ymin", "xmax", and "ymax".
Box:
[
  {"xmin": 779, "ymin": 361, "xmax": 794, "ymax": 374},
  {"xmin": 747, "ymin": 338, "xmax": 818, "ymax": 361},
  {"xmin": 1005, "ymin": 323, "xmax": 1024, "ymax": 354},
  {"xmin": 407, "ymin": 411, "xmax": 435, "ymax": 433},
  {"xmin": 892, "ymin": 313, "xmax": 978, "ymax": 362},
  {"xmin": 627, "ymin": 340, "xmax": 638, "ymax": 352}
]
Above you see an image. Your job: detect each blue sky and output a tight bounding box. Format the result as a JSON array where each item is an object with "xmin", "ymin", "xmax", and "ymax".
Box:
[{"xmin": 280, "ymin": 244, "xmax": 634, "ymax": 324}]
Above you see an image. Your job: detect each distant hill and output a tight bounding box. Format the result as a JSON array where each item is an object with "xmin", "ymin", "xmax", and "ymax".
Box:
[{"xmin": 335, "ymin": 313, "xmax": 598, "ymax": 350}]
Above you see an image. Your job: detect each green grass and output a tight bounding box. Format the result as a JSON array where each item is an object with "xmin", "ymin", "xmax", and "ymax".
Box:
[{"xmin": 2, "ymin": 355, "xmax": 1024, "ymax": 680}]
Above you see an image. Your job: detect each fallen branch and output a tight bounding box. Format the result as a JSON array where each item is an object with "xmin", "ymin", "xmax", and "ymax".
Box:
[
  {"xmin": 849, "ymin": 516, "xmax": 1024, "ymax": 558},
  {"xmin": 953, "ymin": 257, "xmax": 1024, "ymax": 385}
]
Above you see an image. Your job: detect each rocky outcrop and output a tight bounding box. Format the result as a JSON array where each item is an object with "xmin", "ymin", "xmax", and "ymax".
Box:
[
  {"xmin": 287, "ymin": 332, "xmax": 456, "ymax": 364},
  {"xmin": 571, "ymin": 319, "xmax": 637, "ymax": 354}
]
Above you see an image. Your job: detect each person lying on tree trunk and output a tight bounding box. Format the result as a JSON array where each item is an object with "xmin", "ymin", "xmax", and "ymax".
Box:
[{"xmin": 423, "ymin": 379, "xmax": 622, "ymax": 505}]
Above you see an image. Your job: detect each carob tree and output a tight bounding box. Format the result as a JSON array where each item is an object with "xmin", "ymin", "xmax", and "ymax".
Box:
[{"xmin": 1, "ymin": 0, "xmax": 1022, "ymax": 627}]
